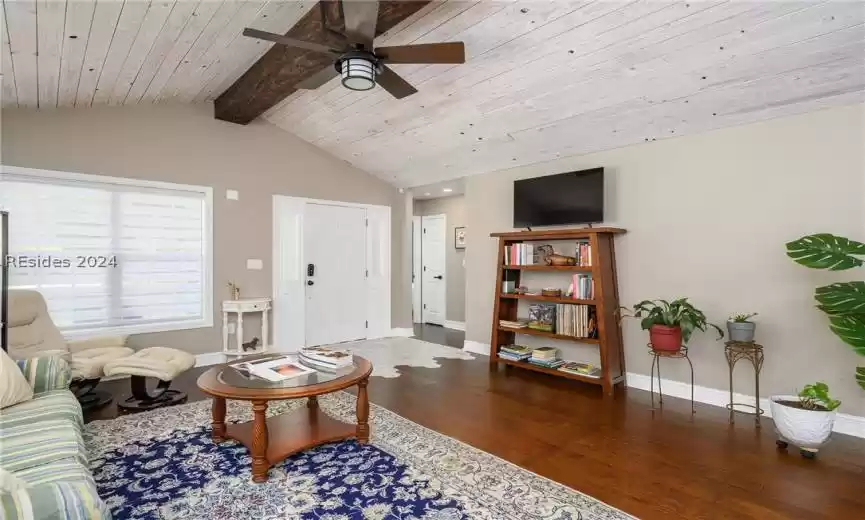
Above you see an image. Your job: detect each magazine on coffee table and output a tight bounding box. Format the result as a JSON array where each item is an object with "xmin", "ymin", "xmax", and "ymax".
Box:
[{"xmin": 231, "ymin": 356, "xmax": 316, "ymax": 382}]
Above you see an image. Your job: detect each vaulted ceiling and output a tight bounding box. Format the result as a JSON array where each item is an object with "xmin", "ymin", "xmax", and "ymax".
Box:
[
  {"xmin": 264, "ymin": 0, "xmax": 865, "ymax": 187},
  {"xmin": 2, "ymin": 1, "xmax": 864, "ymax": 189},
  {"xmin": 0, "ymin": 0, "xmax": 311, "ymax": 108}
]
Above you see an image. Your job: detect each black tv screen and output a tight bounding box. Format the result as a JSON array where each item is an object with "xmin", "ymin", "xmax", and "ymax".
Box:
[{"xmin": 513, "ymin": 168, "xmax": 604, "ymax": 227}]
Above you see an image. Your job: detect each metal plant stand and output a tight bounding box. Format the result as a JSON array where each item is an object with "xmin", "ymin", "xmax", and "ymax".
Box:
[
  {"xmin": 648, "ymin": 345, "xmax": 695, "ymax": 413},
  {"xmin": 724, "ymin": 341, "xmax": 765, "ymax": 427}
]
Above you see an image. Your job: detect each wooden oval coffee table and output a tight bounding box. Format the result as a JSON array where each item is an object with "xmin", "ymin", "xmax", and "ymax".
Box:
[{"xmin": 197, "ymin": 354, "xmax": 372, "ymax": 483}]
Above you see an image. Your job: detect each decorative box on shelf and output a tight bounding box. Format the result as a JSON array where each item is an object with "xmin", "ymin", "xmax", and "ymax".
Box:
[{"xmin": 222, "ymin": 298, "xmax": 272, "ymax": 356}]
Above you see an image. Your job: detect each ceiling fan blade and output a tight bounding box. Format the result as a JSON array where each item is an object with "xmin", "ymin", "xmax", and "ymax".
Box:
[
  {"xmin": 377, "ymin": 65, "xmax": 417, "ymax": 99},
  {"xmin": 342, "ymin": 0, "xmax": 379, "ymax": 47},
  {"xmin": 376, "ymin": 42, "xmax": 465, "ymax": 64},
  {"xmin": 243, "ymin": 28, "xmax": 342, "ymax": 55},
  {"xmin": 295, "ymin": 65, "xmax": 340, "ymax": 90}
]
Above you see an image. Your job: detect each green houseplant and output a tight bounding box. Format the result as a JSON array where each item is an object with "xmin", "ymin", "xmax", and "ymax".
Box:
[
  {"xmin": 623, "ymin": 298, "xmax": 724, "ymax": 352},
  {"xmin": 786, "ymin": 233, "xmax": 865, "ymax": 390},
  {"xmin": 770, "ymin": 381, "xmax": 840, "ymax": 459},
  {"xmin": 727, "ymin": 312, "xmax": 758, "ymax": 342}
]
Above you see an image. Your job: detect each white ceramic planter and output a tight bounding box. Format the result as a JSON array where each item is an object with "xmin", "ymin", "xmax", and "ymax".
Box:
[{"xmin": 770, "ymin": 395, "xmax": 836, "ymax": 453}]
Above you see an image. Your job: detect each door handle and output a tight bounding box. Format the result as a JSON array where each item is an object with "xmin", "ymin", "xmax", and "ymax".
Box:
[
  {"xmin": 307, "ymin": 280, "xmax": 314, "ymax": 286},
  {"xmin": 434, "ymin": 275, "xmax": 443, "ymax": 280}
]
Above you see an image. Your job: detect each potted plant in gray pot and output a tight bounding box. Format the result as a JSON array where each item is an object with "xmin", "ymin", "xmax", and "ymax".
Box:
[
  {"xmin": 727, "ymin": 312, "xmax": 758, "ymax": 342},
  {"xmin": 770, "ymin": 382, "xmax": 840, "ymax": 459}
]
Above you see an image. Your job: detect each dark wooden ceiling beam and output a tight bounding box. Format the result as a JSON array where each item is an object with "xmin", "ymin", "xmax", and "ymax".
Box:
[{"xmin": 214, "ymin": 1, "xmax": 431, "ymax": 125}]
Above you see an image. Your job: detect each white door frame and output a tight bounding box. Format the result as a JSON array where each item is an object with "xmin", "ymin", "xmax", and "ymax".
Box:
[
  {"xmin": 272, "ymin": 195, "xmax": 391, "ymax": 351},
  {"xmin": 420, "ymin": 213, "xmax": 447, "ymax": 325},
  {"xmin": 411, "ymin": 215, "xmax": 422, "ymax": 323}
]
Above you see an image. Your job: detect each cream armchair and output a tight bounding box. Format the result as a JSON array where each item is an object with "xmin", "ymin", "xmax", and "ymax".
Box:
[{"xmin": 6, "ymin": 290, "xmax": 134, "ymax": 409}]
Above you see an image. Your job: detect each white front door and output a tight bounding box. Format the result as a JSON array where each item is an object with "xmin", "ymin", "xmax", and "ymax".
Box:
[
  {"xmin": 304, "ymin": 203, "xmax": 367, "ymax": 346},
  {"xmin": 421, "ymin": 214, "xmax": 446, "ymax": 325}
]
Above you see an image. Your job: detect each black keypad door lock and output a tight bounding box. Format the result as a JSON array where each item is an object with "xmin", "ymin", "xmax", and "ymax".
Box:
[{"xmin": 307, "ymin": 264, "xmax": 315, "ymax": 276}]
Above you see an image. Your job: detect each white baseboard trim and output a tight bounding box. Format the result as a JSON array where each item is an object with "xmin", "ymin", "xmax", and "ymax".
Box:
[
  {"xmin": 388, "ymin": 328, "xmax": 415, "ymax": 337},
  {"xmin": 445, "ymin": 320, "xmax": 466, "ymax": 331},
  {"xmin": 463, "ymin": 340, "xmax": 489, "ymax": 356},
  {"xmin": 626, "ymin": 372, "xmax": 865, "ymax": 439}
]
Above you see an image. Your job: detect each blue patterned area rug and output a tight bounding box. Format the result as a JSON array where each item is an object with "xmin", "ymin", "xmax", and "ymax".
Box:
[{"xmin": 84, "ymin": 393, "xmax": 634, "ymax": 519}]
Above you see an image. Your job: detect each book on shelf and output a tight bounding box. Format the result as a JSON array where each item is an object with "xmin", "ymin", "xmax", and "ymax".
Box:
[
  {"xmin": 558, "ymin": 362, "xmax": 601, "ymax": 377},
  {"xmin": 498, "ymin": 351, "xmax": 531, "ymax": 361},
  {"xmin": 500, "ymin": 344, "xmax": 532, "ymax": 356},
  {"xmin": 554, "ymin": 303, "xmax": 597, "ymax": 338},
  {"xmin": 530, "ymin": 346, "xmax": 559, "ymax": 359},
  {"xmin": 567, "ymin": 274, "xmax": 594, "ymax": 300},
  {"xmin": 499, "ymin": 319, "xmax": 528, "ymax": 329},
  {"xmin": 503, "ymin": 243, "xmax": 538, "ymax": 266},
  {"xmin": 528, "ymin": 304, "xmax": 556, "ymax": 332},
  {"xmin": 529, "ymin": 358, "xmax": 565, "ymax": 368},
  {"xmin": 575, "ymin": 241, "xmax": 592, "ymax": 267}
]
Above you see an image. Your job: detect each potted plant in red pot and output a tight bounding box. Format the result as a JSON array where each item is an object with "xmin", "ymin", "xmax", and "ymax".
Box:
[{"xmin": 623, "ymin": 298, "xmax": 724, "ymax": 352}]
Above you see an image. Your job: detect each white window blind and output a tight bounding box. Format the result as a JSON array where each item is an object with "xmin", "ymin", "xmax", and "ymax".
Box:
[{"xmin": 0, "ymin": 168, "xmax": 213, "ymax": 337}]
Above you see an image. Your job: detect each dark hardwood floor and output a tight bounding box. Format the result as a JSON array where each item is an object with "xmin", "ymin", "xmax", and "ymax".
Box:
[{"xmin": 87, "ymin": 325, "xmax": 865, "ymax": 520}]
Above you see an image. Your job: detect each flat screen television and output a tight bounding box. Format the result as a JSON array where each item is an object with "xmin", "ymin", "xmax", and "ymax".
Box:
[{"xmin": 513, "ymin": 168, "xmax": 604, "ymax": 227}]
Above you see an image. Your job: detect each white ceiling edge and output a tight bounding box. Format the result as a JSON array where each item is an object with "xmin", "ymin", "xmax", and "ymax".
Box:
[
  {"xmin": 409, "ymin": 177, "xmax": 466, "ymax": 200},
  {"xmin": 387, "ymin": 94, "xmax": 865, "ymax": 190}
]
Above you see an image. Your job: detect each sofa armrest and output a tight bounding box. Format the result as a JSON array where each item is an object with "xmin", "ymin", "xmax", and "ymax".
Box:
[
  {"xmin": 67, "ymin": 335, "xmax": 128, "ymax": 354},
  {"xmin": 0, "ymin": 481, "xmax": 111, "ymax": 519},
  {"xmin": 15, "ymin": 357, "xmax": 71, "ymax": 394}
]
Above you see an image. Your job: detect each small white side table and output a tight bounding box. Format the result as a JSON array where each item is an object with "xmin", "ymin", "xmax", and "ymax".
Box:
[{"xmin": 222, "ymin": 298, "xmax": 272, "ymax": 356}]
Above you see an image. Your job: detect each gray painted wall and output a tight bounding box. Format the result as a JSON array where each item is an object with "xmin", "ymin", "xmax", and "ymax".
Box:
[
  {"xmin": 464, "ymin": 103, "xmax": 865, "ymax": 415},
  {"xmin": 415, "ymin": 195, "xmax": 466, "ymax": 323},
  {"xmin": 1, "ymin": 103, "xmax": 412, "ymax": 354}
]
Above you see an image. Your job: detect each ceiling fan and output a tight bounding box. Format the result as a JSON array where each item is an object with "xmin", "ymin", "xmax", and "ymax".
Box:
[{"xmin": 243, "ymin": 1, "xmax": 465, "ymax": 99}]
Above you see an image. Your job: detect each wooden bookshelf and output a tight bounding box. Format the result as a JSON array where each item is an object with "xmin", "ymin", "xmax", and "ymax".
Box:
[
  {"xmin": 500, "ymin": 293, "xmax": 596, "ymax": 305},
  {"xmin": 503, "ymin": 265, "xmax": 593, "ymax": 272},
  {"xmin": 490, "ymin": 227, "xmax": 626, "ymax": 396},
  {"xmin": 497, "ymin": 326, "xmax": 600, "ymax": 344}
]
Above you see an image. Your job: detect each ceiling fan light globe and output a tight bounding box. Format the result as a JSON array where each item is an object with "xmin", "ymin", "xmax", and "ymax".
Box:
[{"xmin": 340, "ymin": 57, "xmax": 376, "ymax": 91}]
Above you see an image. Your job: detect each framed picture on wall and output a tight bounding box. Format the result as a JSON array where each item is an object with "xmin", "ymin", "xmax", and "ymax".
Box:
[{"xmin": 455, "ymin": 227, "xmax": 466, "ymax": 249}]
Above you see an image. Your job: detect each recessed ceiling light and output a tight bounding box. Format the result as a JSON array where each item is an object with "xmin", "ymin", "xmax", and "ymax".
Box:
[
  {"xmin": 443, "ymin": 188, "xmax": 453, "ymax": 193},
  {"xmin": 424, "ymin": 193, "xmax": 431, "ymax": 196}
]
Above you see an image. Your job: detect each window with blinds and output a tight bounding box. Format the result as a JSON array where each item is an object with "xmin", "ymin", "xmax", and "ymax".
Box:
[{"xmin": 0, "ymin": 168, "xmax": 213, "ymax": 337}]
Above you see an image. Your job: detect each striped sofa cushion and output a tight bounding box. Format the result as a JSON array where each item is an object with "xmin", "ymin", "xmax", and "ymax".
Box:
[
  {"xmin": 15, "ymin": 357, "xmax": 71, "ymax": 395},
  {"xmin": 0, "ymin": 481, "xmax": 111, "ymax": 520},
  {"xmin": 0, "ymin": 390, "xmax": 83, "ymax": 432}
]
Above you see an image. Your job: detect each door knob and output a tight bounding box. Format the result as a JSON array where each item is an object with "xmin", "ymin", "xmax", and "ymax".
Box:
[
  {"xmin": 307, "ymin": 280, "xmax": 314, "ymax": 286},
  {"xmin": 434, "ymin": 275, "xmax": 443, "ymax": 280}
]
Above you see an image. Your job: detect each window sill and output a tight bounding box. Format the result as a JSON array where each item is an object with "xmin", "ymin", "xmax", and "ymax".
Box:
[{"xmin": 62, "ymin": 319, "xmax": 214, "ymax": 341}]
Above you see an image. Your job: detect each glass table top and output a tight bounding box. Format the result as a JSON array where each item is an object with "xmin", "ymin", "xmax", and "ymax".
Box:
[{"xmin": 217, "ymin": 353, "xmax": 358, "ymax": 389}]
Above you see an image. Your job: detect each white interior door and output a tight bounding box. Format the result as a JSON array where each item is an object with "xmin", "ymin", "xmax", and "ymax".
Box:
[
  {"xmin": 412, "ymin": 216, "xmax": 422, "ymax": 323},
  {"xmin": 304, "ymin": 203, "xmax": 367, "ymax": 346},
  {"xmin": 421, "ymin": 214, "xmax": 446, "ymax": 325}
]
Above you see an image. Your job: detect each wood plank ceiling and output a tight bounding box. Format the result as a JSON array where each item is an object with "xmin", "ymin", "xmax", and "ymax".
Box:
[
  {"xmin": 263, "ymin": 0, "xmax": 865, "ymax": 187},
  {"xmin": 215, "ymin": 1, "xmax": 432, "ymax": 124},
  {"xmin": 0, "ymin": 0, "xmax": 313, "ymax": 109},
  {"xmin": 1, "ymin": 1, "xmax": 863, "ymax": 189}
]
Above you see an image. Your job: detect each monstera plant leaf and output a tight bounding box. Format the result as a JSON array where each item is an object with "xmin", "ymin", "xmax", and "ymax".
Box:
[
  {"xmin": 816, "ymin": 282, "xmax": 865, "ymax": 315},
  {"xmin": 857, "ymin": 367, "xmax": 865, "ymax": 390},
  {"xmin": 786, "ymin": 233, "xmax": 865, "ymax": 271},
  {"xmin": 826, "ymin": 314, "xmax": 865, "ymax": 356}
]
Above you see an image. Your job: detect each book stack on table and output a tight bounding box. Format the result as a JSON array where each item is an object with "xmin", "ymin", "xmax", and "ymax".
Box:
[
  {"xmin": 528, "ymin": 346, "xmax": 564, "ymax": 368},
  {"xmin": 498, "ymin": 344, "xmax": 532, "ymax": 361},
  {"xmin": 299, "ymin": 346, "xmax": 353, "ymax": 372}
]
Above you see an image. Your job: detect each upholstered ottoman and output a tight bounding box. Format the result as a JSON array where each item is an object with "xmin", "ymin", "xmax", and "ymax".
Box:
[{"xmin": 103, "ymin": 347, "xmax": 196, "ymax": 411}]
